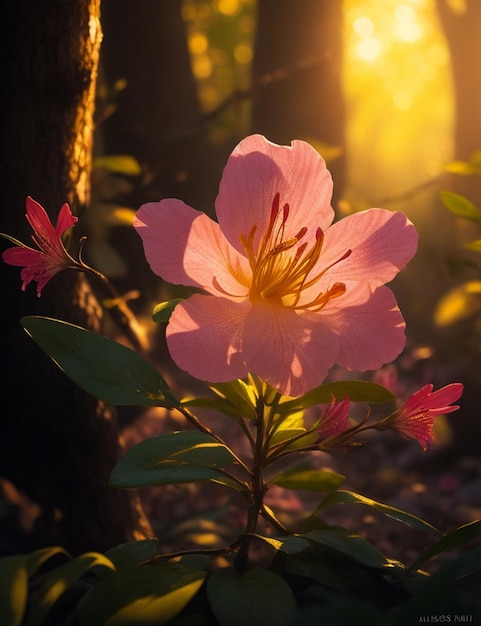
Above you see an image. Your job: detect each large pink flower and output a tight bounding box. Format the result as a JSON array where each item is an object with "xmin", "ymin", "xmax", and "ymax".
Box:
[
  {"xmin": 2, "ymin": 196, "xmax": 79, "ymax": 296},
  {"xmin": 134, "ymin": 134, "xmax": 418, "ymax": 396},
  {"xmin": 385, "ymin": 383, "xmax": 463, "ymax": 450}
]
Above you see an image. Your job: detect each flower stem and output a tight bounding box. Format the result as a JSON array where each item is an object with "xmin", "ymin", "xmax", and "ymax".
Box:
[
  {"xmin": 76, "ymin": 252, "xmax": 148, "ymax": 355},
  {"xmin": 235, "ymin": 398, "xmax": 267, "ymax": 573}
]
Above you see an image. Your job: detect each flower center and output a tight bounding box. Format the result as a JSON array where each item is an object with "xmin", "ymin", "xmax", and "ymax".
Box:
[{"xmin": 239, "ymin": 193, "xmax": 351, "ymax": 310}]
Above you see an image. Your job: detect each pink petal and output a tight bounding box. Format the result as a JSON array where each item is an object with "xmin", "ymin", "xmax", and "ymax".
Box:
[
  {"xmin": 55, "ymin": 202, "xmax": 78, "ymax": 235},
  {"xmin": 134, "ymin": 200, "xmax": 249, "ymax": 297},
  {"xmin": 403, "ymin": 384, "xmax": 433, "ymax": 414},
  {"xmin": 166, "ymin": 294, "xmax": 250, "ymax": 382},
  {"xmin": 2, "ymin": 246, "xmax": 41, "ymax": 267},
  {"xmin": 319, "ymin": 396, "xmax": 350, "ymax": 438},
  {"xmin": 422, "ymin": 383, "xmax": 464, "ymax": 410},
  {"xmin": 321, "ymin": 209, "xmax": 418, "ymax": 286},
  {"xmin": 242, "ymin": 304, "xmax": 339, "ymax": 397},
  {"xmin": 324, "ymin": 284, "xmax": 406, "ymax": 371},
  {"xmin": 25, "ymin": 197, "xmax": 59, "ymax": 243},
  {"xmin": 216, "ymin": 134, "xmax": 334, "ymax": 254}
]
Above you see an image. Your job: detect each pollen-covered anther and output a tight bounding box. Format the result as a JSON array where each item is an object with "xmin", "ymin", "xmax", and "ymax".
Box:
[{"xmin": 241, "ymin": 193, "xmax": 351, "ymax": 310}]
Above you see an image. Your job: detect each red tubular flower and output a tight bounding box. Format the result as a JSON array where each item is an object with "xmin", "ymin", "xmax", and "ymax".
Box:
[
  {"xmin": 2, "ymin": 196, "xmax": 79, "ymax": 296},
  {"xmin": 386, "ymin": 383, "xmax": 463, "ymax": 450}
]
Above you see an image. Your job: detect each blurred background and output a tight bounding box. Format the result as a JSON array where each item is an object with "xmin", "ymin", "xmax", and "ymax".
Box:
[
  {"xmin": 1, "ymin": 0, "xmax": 480, "ymax": 558},
  {"xmin": 94, "ymin": 0, "xmax": 481, "ymax": 439}
]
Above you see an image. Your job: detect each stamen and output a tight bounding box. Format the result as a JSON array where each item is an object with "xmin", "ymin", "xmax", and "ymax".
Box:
[{"xmin": 238, "ymin": 193, "xmax": 350, "ymax": 311}]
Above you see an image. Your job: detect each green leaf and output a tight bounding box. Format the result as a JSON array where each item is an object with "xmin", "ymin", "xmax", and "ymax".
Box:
[
  {"xmin": 285, "ymin": 546, "xmax": 404, "ymax": 605},
  {"xmin": 434, "ymin": 281, "xmax": 481, "ymax": 327},
  {"xmin": 444, "ymin": 154, "xmax": 481, "ymax": 175},
  {"xmin": 209, "ymin": 379, "xmax": 258, "ymax": 419},
  {"xmin": 317, "ymin": 490, "xmax": 442, "ymax": 538},
  {"xmin": 152, "ymin": 299, "xmax": 184, "ymax": 324},
  {"xmin": 244, "ymin": 533, "xmax": 309, "ymax": 554},
  {"xmin": 77, "ymin": 562, "xmax": 205, "ymax": 626},
  {"xmin": 268, "ymin": 412, "xmax": 319, "ymax": 450},
  {"xmin": 207, "ymin": 568, "xmax": 297, "ymax": 626},
  {"xmin": 181, "ymin": 396, "xmax": 246, "ymax": 422},
  {"xmin": 24, "ymin": 547, "xmax": 70, "ymax": 576},
  {"xmin": 279, "ymin": 381, "xmax": 394, "ymax": 413},
  {"xmin": 93, "ymin": 154, "xmax": 141, "ymax": 176},
  {"xmin": 440, "ymin": 190, "xmax": 481, "ymax": 222},
  {"xmin": 407, "ymin": 519, "xmax": 481, "ymax": 574},
  {"xmin": 396, "ymin": 544, "xmax": 481, "ymax": 622},
  {"xmin": 26, "ymin": 553, "xmax": 115, "ymax": 626},
  {"xmin": 110, "ymin": 430, "xmax": 243, "ymax": 490},
  {"xmin": 105, "ymin": 540, "xmax": 158, "ymax": 570},
  {"xmin": 303, "ymin": 527, "xmax": 390, "ymax": 569},
  {"xmin": 0, "ymin": 555, "xmax": 28, "ymax": 626},
  {"xmin": 271, "ymin": 466, "xmax": 345, "ymax": 491},
  {"xmin": 21, "ymin": 316, "xmax": 178, "ymax": 408},
  {"xmin": 464, "ymin": 238, "xmax": 481, "ymax": 252},
  {"xmin": 183, "ymin": 379, "xmax": 258, "ymax": 422}
]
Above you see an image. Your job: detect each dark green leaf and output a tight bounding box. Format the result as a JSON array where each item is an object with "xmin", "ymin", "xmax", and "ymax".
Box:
[
  {"xmin": 318, "ymin": 490, "xmax": 442, "ymax": 538},
  {"xmin": 105, "ymin": 540, "xmax": 159, "ymax": 570},
  {"xmin": 77, "ymin": 562, "xmax": 205, "ymax": 626},
  {"xmin": 110, "ymin": 430, "xmax": 242, "ymax": 490},
  {"xmin": 304, "ymin": 527, "xmax": 390, "ymax": 569},
  {"xmin": 279, "ymin": 381, "xmax": 394, "ymax": 413},
  {"xmin": 288, "ymin": 600, "xmax": 385, "ymax": 626},
  {"xmin": 26, "ymin": 553, "xmax": 114, "ymax": 626},
  {"xmin": 395, "ymin": 544, "xmax": 481, "ymax": 623},
  {"xmin": 271, "ymin": 467, "xmax": 345, "ymax": 491},
  {"xmin": 207, "ymin": 568, "xmax": 297, "ymax": 626},
  {"xmin": 152, "ymin": 299, "xmax": 184, "ymax": 323},
  {"xmin": 285, "ymin": 547, "xmax": 364, "ymax": 595},
  {"xmin": 24, "ymin": 547, "xmax": 70, "ymax": 576},
  {"xmin": 407, "ymin": 519, "xmax": 481, "ymax": 574},
  {"xmin": 21, "ymin": 316, "xmax": 178, "ymax": 408},
  {"xmin": 285, "ymin": 544, "xmax": 404, "ymax": 604}
]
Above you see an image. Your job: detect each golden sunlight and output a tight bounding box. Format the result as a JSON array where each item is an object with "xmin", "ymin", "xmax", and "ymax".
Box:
[
  {"xmin": 182, "ymin": 0, "xmax": 454, "ymax": 216},
  {"xmin": 343, "ymin": 0, "xmax": 454, "ymax": 207}
]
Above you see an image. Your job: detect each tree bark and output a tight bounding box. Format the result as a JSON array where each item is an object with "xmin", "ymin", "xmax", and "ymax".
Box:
[
  {"xmin": 0, "ymin": 0, "xmax": 153, "ymax": 555},
  {"xmin": 99, "ymin": 0, "xmax": 213, "ymax": 210},
  {"xmin": 250, "ymin": 0, "xmax": 346, "ymax": 203},
  {"xmin": 436, "ymin": 0, "xmax": 481, "ymax": 204}
]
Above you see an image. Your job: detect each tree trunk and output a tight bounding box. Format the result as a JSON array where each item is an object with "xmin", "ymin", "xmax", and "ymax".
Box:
[
  {"xmin": 97, "ymin": 0, "xmax": 221, "ymax": 308},
  {"xmin": 436, "ymin": 0, "xmax": 481, "ymax": 204},
  {"xmin": 0, "ymin": 0, "xmax": 153, "ymax": 555},
  {"xmin": 250, "ymin": 0, "xmax": 346, "ymax": 203},
  {"xmin": 99, "ymin": 0, "xmax": 213, "ymax": 209}
]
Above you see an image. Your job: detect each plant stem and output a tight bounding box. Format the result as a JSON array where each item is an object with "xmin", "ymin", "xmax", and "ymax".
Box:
[
  {"xmin": 235, "ymin": 397, "xmax": 267, "ymax": 573},
  {"xmin": 78, "ymin": 262, "xmax": 148, "ymax": 354}
]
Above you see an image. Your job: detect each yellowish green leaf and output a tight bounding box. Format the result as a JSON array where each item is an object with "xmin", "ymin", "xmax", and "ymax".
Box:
[
  {"xmin": 0, "ymin": 555, "xmax": 28, "ymax": 626},
  {"xmin": 434, "ymin": 281, "xmax": 481, "ymax": 326},
  {"xmin": 93, "ymin": 154, "xmax": 141, "ymax": 176},
  {"xmin": 271, "ymin": 466, "xmax": 345, "ymax": 491}
]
